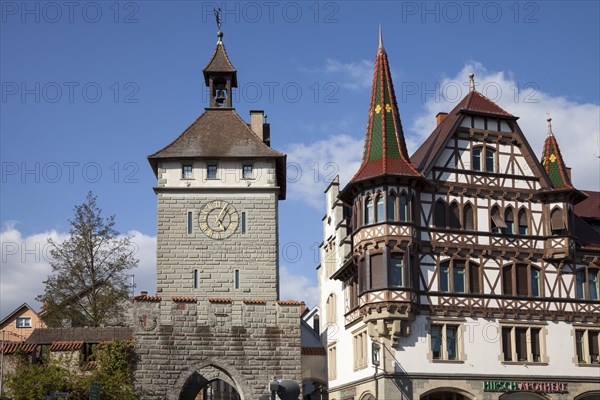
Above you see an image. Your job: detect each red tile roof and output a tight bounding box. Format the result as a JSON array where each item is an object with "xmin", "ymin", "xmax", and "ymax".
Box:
[
  {"xmin": 242, "ymin": 299, "xmax": 268, "ymax": 304},
  {"xmin": 575, "ymin": 191, "xmax": 600, "ymax": 219},
  {"xmin": 172, "ymin": 297, "xmax": 198, "ymax": 303},
  {"xmin": 50, "ymin": 341, "xmax": 84, "ymax": 352},
  {"xmin": 208, "ymin": 298, "xmax": 232, "ymax": 303},
  {"xmin": 133, "ymin": 294, "xmax": 162, "ymax": 302},
  {"xmin": 277, "ymin": 300, "xmax": 305, "ymax": 306},
  {"xmin": 1, "ymin": 342, "xmax": 36, "ymax": 354},
  {"xmin": 458, "ymin": 90, "xmax": 512, "ymax": 116},
  {"xmin": 541, "ymin": 128, "xmax": 573, "ymax": 189},
  {"xmin": 350, "ymin": 35, "xmax": 420, "ymax": 183}
]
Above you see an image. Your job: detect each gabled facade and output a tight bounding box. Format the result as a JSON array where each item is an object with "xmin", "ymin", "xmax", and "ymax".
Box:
[
  {"xmin": 319, "ymin": 32, "xmax": 600, "ymax": 400},
  {"xmin": 0, "ymin": 303, "xmax": 46, "ymax": 342}
]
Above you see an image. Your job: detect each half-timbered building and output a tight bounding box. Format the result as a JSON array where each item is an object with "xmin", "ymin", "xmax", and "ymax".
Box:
[{"xmin": 319, "ymin": 31, "xmax": 600, "ymax": 400}]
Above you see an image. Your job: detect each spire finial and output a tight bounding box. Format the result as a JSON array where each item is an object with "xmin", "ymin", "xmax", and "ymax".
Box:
[
  {"xmin": 546, "ymin": 113, "xmax": 553, "ymax": 136},
  {"xmin": 214, "ymin": 8, "xmax": 223, "ymax": 43},
  {"xmin": 469, "ymin": 73, "xmax": 475, "ymax": 92},
  {"xmin": 378, "ymin": 24, "xmax": 385, "ymax": 55}
]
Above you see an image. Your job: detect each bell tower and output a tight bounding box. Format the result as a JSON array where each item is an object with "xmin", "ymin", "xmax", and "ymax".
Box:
[{"xmin": 203, "ymin": 30, "xmax": 237, "ymax": 108}]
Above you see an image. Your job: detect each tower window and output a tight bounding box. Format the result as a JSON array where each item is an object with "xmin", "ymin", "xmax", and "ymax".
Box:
[
  {"xmin": 234, "ymin": 269, "xmax": 240, "ymax": 289},
  {"xmin": 389, "ymin": 253, "xmax": 404, "ymax": 288},
  {"xmin": 193, "ymin": 269, "xmax": 198, "ymax": 289},
  {"xmin": 242, "ymin": 165, "xmax": 253, "ymax": 179},
  {"xmin": 518, "ymin": 208, "xmax": 528, "ymax": 235},
  {"xmin": 550, "ymin": 208, "xmax": 566, "ymax": 235},
  {"xmin": 241, "ymin": 212, "xmax": 246, "ymax": 234},
  {"xmin": 182, "ymin": 164, "xmax": 193, "ymax": 179},
  {"xmin": 387, "ymin": 193, "xmax": 396, "ymax": 221},
  {"xmin": 376, "ymin": 195, "xmax": 384, "ymax": 223},
  {"xmin": 449, "ymin": 202, "xmax": 460, "ymax": 229},
  {"xmin": 207, "ymin": 164, "xmax": 218, "ymax": 180},
  {"xmin": 463, "ymin": 203, "xmax": 474, "ymax": 230},
  {"xmin": 187, "ymin": 211, "xmax": 193, "ymax": 234},
  {"xmin": 434, "ymin": 200, "xmax": 446, "ymax": 228},
  {"xmin": 399, "ymin": 193, "xmax": 408, "ymax": 222},
  {"xmin": 365, "ymin": 197, "xmax": 374, "ymax": 225},
  {"xmin": 504, "ymin": 207, "xmax": 515, "ymax": 234}
]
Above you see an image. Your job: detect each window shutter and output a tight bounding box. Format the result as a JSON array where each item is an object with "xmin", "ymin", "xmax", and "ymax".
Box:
[
  {"xmin": 370, "ymin": 254, "xmax": 386, "ymax": 289},
  {"xmin": 551, "ymin": 209, "xmax": 565, "ymax": 230},
  {"xmin": 491, "ymin": 207, "xmax": 507, "ymax": 229}
]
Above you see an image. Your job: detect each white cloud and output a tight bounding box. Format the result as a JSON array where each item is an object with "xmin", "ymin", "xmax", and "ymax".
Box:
[
  {"xmin": 300, "ymin": 58, "xmax": 373, "ymax": 91},
  {"xmin": 279, "ymin": 265, "xmax": 319, "ymax": 308},
  {"xmin": 407, "ymin": 62, "xmax": 600, "ymax": 190},
  {"xmin": 285, "ymin": 134, "xmax": 363, "ymax": 210},
  {"xmin": 0, "ymin": 223, "xmax": 156, "ymax": 318}
]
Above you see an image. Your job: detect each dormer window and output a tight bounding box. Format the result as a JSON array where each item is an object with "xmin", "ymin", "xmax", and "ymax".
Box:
[
  {"xmin": 472, "ymin": 145, "xmax": 496, "ymax": 172},
  {"xmin": 182, "ymin": 164, "xmax": 193, "ymax": 179},
  {"xmin": 16, "ymin": 317, "xmax": 32, "ymax": 328},
  {"xmin": 207, "ymin": 164, "xmax": 218, "ymax": 180}
]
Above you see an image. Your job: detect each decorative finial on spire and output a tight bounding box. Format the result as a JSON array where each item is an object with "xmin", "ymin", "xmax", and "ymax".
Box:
[
  {"xmin": 378, "ymin": 24, "xmax": 386, "ymax": 55},
  {"xmin": 546, "ymin": 113, "xmax": 553, "ymax": 136},
  {"xmin": 214, "ymin": 8, "xmax": 223, "ymax": 43},
  {"xmin": 469, "ymin": 73, "xmax": 475, "ymax": 92}
]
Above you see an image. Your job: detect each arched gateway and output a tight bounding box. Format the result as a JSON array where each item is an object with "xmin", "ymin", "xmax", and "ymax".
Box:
[{"xmin": 176, "ymin": 364, "xmax": 246, "ymax": 400}]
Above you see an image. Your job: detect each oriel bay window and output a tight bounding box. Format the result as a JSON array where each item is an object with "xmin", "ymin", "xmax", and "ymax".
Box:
[
  {"xmin": 550, "ymin": 207, "xmax": 567, "ymax": 235},
  {"xmin": 501, "ymin": 325, "xmax": 544, "ymax": 363},
  {"xmin": 502, "ymin": 263, "xmax": 542, "ymax": 297},
  {"xmin": 365, "ymin": 197, "xmax": 374, "ymax": 225},
  {"xmin": 359, "ymin": 251, "xmax": 409, "ymax": 293},
  {"xmin": 387, "ymin": 193, "xmax": 397, "ymax": 221},
  {"xmin": 439, "ymin": 260, "xmax": 480, "ymax": 294}
]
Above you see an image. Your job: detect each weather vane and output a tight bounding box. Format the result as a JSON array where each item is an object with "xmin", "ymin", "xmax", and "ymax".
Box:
[{"xmin": 214, "ymin": 8, "xmax": 222, "ymax": 31}]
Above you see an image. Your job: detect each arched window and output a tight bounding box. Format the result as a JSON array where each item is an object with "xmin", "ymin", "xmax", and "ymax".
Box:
[
  {"xmin": 504, "ymin": 207, "xmax": 515, "ymax": 234},
  {"xmin": 449, "ymin": 202, "xmax": 461, "ymax": 229},
  {"xmin": 518, "ymin": 208, "xmax": 528, "ymax": 235},
  {"xmin": 502, "ymin": 264, "xmax": 542, "ymax": 297},
  {"xmin": 399, "ymin": 193, "xmax": 409, "ymax": 222},
  {"xmin": 387, "ymin": 192, "xmax": 397, "ymax": 221},
  {"xmin": 434, "ymin": 200, "xmax": 446, "ymax": 228},
  {"xmin": 376, "ymin": 195, "xmax": 385, "ymax": 223},
  {"xmin": 550, "ymin": 208, "xmax": 566, "ymax": 235},
  {"xmin": 491, "ymin": 205, "xmax": 506, "ymax": 234},
  {"xmin": 463, "ymin": 203, "xmax": 474, "ymax": 230},
  {"xmin": 365, "ymin": 197, "xmax": 373, "ymax": 225},
  {"xmin": 326, "ymin": 293, "xmax": 336, "ymax": 324}
]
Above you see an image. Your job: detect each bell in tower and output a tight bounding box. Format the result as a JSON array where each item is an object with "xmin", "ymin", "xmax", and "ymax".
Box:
[{"xmin": 203, "ymin": 30, "xmax": 237, "ymax": 108}]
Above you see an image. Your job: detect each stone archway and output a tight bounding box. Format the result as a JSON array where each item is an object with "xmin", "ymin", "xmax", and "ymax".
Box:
[
  {"xmin": 420, "ymin": 388, "xmax": 475, "ymax": 400},
  {"xmin": 499, "ymin": 393, "xmax": 548, "ymax": 400},
  {"xmin": 172, "ymin": 362, "xmax": 252, "ymax": 400}
]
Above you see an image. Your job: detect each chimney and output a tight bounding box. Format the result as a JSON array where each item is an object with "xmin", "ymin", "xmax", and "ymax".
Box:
[
  {"xmin": 436, "ymin": 112, "xmax": 448, "ymax": 126},
  {"xmin": 140, "ymin": 291, "xmax": 148, "ymax": 296},
  {"xmin": 566, "ymin": 167, "xmax": 572, "ymax": 181},
  {"xmin": 250, "ymin": 110, "xmax": 264, "ymax": 141}
]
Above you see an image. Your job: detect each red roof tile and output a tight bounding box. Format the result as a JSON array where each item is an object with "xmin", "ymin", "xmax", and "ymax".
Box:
[
  {"xmin": 172, "ymin": 297, "xmax": 198, "ymax": 303},
  {"xmin": 277, "ymin": 300, "xmax": 305, "ymax": 306},
  {"xmin": 50, "ymin": 341, "xmax": 84, "ymax": 352},
  {"xmin": 208, "ymin": 298, "xmax": 232, "ymax": 303},
  {"xmin": 458, "ymin": 90, "xmax": 512, "ymax": 116},
  {"xmin": 242, "ymin": 299, "xmax": 267, "ymax": 304},
  {"xmin": 1, "ymin": 342, "xmax": 37, "ymax": 354},
  {"xmin": 133, "ymin": 294, "xmax": 161, "ymax": 302},
  {"xmin": 350, "ymin": 34, "xmax": 420, "ymax": 183},
  {"xmin": 575, "ymin": 191, "xmax": 600, "ymax": 219}
]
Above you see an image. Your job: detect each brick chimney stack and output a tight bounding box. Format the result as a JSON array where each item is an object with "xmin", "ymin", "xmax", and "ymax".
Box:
[{"xmin": 436, "ymin": 112, "xmax": 448, "ymax": 126}]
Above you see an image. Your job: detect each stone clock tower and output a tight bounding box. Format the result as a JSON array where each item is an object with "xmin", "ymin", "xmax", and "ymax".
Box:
[{"xmin": 132, "ymin": 30, "xmax": 302, "ymax": 400}]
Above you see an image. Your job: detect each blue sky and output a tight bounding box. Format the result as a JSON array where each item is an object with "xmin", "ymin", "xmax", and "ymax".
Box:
[{"xmin": 1, "ymin": 1, "xmax": 599, "ymax": 317}]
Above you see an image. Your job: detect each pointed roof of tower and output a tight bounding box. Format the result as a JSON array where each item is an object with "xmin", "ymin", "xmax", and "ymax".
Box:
[
  {"xmin": 350, "ymin": 29, "xmax": 420, "ymax": 183},
  {"xmin": 203, "ymin": 31, "xmax": 237, "ymax": 86},
  {"xmin": 541, "ymin": 116, "xmax": 573, "ymax": 189}
]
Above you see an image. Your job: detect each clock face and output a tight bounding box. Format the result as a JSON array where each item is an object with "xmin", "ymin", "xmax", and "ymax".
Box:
[{"xmin": 198, "ymin": 200, "xmax": 239, "ymax": 240}]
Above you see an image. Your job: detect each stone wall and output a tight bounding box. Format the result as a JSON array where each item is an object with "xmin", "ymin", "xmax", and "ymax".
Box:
[{"xmin": 133, "ymin": 298, "xmax": 302, "ymax": 400}]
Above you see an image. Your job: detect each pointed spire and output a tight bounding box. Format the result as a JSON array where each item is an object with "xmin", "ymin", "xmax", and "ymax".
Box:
[
  {"xmin": 541, "ymin": 117, "xmax": 572, "ymax": 188},
  {"xmin": 546, "ymin": 113, "xmax": 553, "ymax": 136},
  {"xmin": 350, "ymin": 28, "xmax": 420, "ymax": 183},
  {"xmin": 378, "ymin": 24, "xmax": 385, "ymax": 55},
  {"xmin": 469, "ymin": 72, "xmax": 475, "ymax": 92}
]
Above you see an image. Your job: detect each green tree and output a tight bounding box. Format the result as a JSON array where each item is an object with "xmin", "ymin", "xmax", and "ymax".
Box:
[{"xmin": 37, "ymin": 192, "xmax": 138, "ymax": 327}]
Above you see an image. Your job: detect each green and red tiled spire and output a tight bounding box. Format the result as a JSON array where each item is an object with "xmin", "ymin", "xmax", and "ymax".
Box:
[
  {"xmin": 351, "ymin": 28, "xmax": 420, "ymax": 183},
  {"xmin": 541, "ymin": 116, "xmax": 573, "ymax": 189}
]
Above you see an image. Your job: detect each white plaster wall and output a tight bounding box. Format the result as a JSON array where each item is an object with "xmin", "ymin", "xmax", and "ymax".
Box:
[{"xmin": 160, "ymin": 160, "xmax": 276, "ymax": 188}]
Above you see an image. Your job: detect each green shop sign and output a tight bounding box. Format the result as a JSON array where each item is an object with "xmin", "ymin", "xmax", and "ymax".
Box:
[{"xmin": 483, "ymin": 381, "xmax": 568, "ymax": 393}]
